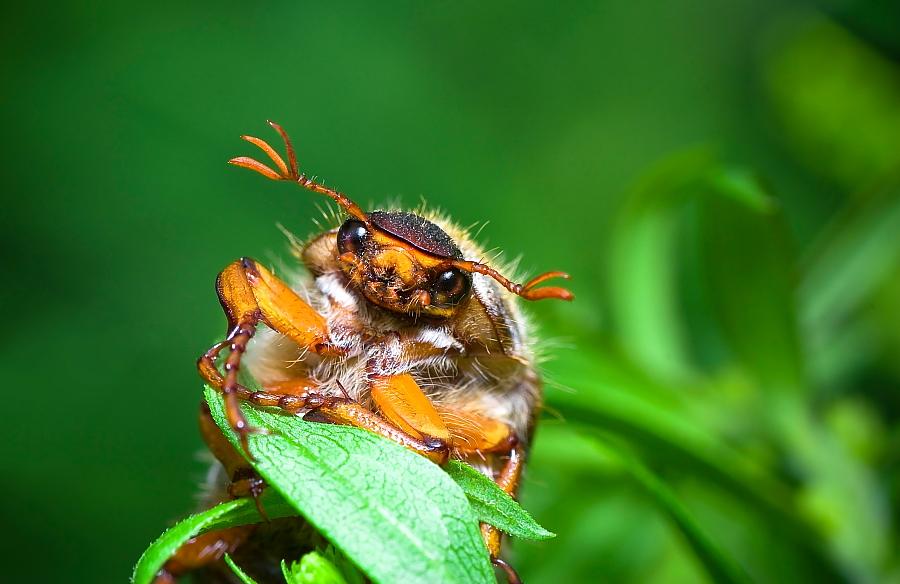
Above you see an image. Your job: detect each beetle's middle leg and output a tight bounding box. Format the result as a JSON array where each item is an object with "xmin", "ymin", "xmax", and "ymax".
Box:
[
  {"xmin": 366, "ymin": 372, "xmax": 526, "ymax": 581},
  {"xmin": 308, "ymin": 373, "xmax": 454, "ymax": 465}
]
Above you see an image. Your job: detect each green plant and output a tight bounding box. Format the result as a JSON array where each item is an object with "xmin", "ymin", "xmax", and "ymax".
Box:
[{"xmin": 133, "ymin": 389, "xmax": 553, "ymax": 584}]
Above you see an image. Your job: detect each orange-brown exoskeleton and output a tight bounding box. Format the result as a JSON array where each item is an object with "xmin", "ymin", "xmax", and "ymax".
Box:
[{"xmin": 158, "ymin": 122, "xmax": 573, "ymax": 584}]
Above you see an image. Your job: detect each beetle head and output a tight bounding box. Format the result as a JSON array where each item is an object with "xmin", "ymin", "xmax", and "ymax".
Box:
[
  {"xmin": 336, "ymin": 211, "xmax": 473, "ymax": 318},
  {"xmin": 229, "ymin": 121, "xmax": 574, "ymax": 320}
]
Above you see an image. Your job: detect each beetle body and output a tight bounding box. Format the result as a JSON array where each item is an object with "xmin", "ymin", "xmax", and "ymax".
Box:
[
  {"xmin": 156, "ymin": 123, "xmax": 571, "ymax": 584},
  {"xmin": 246, "ymin": 209, "xmax": 541, "ymax": 462}
]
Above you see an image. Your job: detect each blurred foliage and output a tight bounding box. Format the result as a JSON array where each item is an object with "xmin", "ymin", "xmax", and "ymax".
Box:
[
  {"xmin": 763, "ymin": 15, "xmax": 900, "ymax": 189},
  {"xmin": 3, "ymin": 1, "xmax": 899, "ymax": 583}
]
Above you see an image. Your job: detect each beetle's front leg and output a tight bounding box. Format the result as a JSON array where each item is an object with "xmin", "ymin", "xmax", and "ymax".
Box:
[{"xmin": 197, "ymin": 257, "xmax": 340, "ymax": 454}]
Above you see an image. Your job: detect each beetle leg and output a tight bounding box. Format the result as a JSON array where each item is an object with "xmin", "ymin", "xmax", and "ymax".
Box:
[
  {"xmin": 198, "ymin": 257, "xmax": 340, "ymax": 453},
  {"xmin": 201, "ymin": 351, "xmax": 452, "ymax": 465},
  {"xmin": 369, "ymin": 373, "xmax": 451, "ymax": 445},
  {"xmin": 199, "ymin": 401, "xmax": 270, "ymax": 518},
  {"xmin": 479, "ymin": 442, "xmax": 526, "ymax": 583},
  {"xmin": 211, "ymin": 257, "xmax": 335, "ymax": 355},
  {"xmin": 308, "ymin": 395, "xmax": 452, "ymax": 465},
  {"xmin": 161, "ymin": 384, "xmax": 323, "ymax": 584},
  {"xmin": 154, "ymin": 408, "xmax": 263, "ymax": 584},
  {"xmin": 199, "ymin": 400, "xmax": 248, "ymax": 478},
  {"xmin": 438, "ymin": 408, "xmax": 523, "ymax": 565},
  {"xmin": 152, "ymin": 525, "xmax": 255, "ymax": 584},
  {"xmin": 437, "ymin": 407, "xmax": 514, "ymax": 455}
]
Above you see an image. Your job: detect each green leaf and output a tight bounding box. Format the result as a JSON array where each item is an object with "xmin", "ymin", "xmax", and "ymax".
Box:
[
  {"xmin": 132, "ymin": 493, "xmax": 294, "ymax": 584},
  {"xmin": 607, "ymin": 149, "xmax": 715, "ymax": 381},
  {"xmin": 762, "ymin": 17, "xmax": 900, "ymax": 188},
  {"xmin": 607, "ymin": 152, "xmax": 789, "ymax": 384},
  {"xmin": 281, "ymin": 559, "xmax": 294, "ymax": 583},
  {"xmin": 543, "ymin": 357, "xmax": 793, "ymax": 514},
  {"xmin": 204, "ymin": 388, "xmax": 493, "ymax": 584},
  {"xmin": 582, "ymin": 433, "xmax": 752, "ymax": 584},
  {"xmin": 225, "ymin": 554, "xmax": 259, "ymax": 584},
  {"xmin": 799, "ymin": 174, "xmax": 900, "ymax": 386},
  {"xmin": 445, "ymin": 460, "xmax": 554, "ymax": 540},
  {"xmin": 695, "ymin": 168, "xmax": 805, "ymax": 393},
  {"xmin": 283, "ymin": 551, "xmax": 349, "ymax": 584},
  {"xmin": 541, "ymin": 356, "xmax": 846, "ymax": 575}
]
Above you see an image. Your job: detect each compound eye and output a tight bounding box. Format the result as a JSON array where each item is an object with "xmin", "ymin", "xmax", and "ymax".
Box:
[
  {"xmin": 337, "ymin": 219, "xmax": 369, "ymax": 254},
  {"xmin": 432, "ymin": 268, "xmax": 471, "ymax": 306}
]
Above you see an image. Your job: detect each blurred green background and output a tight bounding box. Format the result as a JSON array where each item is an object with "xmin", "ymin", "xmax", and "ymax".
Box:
[{"xmin": 3, "ymin": 1, "xmax": 900, "ymax": 582}]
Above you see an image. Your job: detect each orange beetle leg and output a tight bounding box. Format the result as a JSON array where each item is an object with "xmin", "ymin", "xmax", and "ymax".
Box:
[
  {"xmin": 152, "ymin": 525, "xmax": 255, "ymax": 584},
  {"xmin": 442, "ymin": 408, "xmax": 523, "ymax": 584},
  {"xmin": 199, "ymin": 400, "xmax": 250, "ymax": 479},
  {"xmin": 370, "ymin": 374, "xmax": 451, "ymax": 444},
  {"xmin": 197, "ymin": 257, "xmax": 339, "ymax": 455},
  {"xmin": 199, "ymin": 401, "xmax": 269, "ymax": 519},
  {"xmin": 439, "ymin": 408, "xmax": 513, "ymax": 454},
  {"xmin": 310, "ymin": 396, "xmax": 451, "ymax": 465},
  {"xmin": 480, "ymin": 443, "xmax": 526, "ymax": 583}
]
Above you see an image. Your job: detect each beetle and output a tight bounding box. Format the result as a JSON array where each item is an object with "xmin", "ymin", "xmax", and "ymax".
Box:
[{"xmin": 156, "ymin": 122, "xmax": 573, "ymax": 584}]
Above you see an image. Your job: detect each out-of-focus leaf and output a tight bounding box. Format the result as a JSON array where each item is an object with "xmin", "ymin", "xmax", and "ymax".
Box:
[
  {"xmin": 799, "ymin": 174, "xmax": 900, "ymax": 386},
  {"xmin": 695, "ymin": 167, "xmax": 805, "ymax": 393},
  {"xmin": 543, "ymin": 373, "xmax": 791, "ymax": 515},
  {"xmin": 776, "ymin": 401, "xmax": 891, "ymax": 583},
  {"xmin": 542, "ymin": 352, "xmax": 849, "ymax": 579},
  {"xmin": 694, "ymin": 181, "xmax": 892, "ymax": 579},
  {"xmin": 543, "ymin": 343, "xmax": 794, "ymax": 518},
  {"xmin": 629, "ymin": 158, "xmax": 891, "ymax": 579},
  {"xmin": 282, "ymin": 552, "xmax": 348, "ymax": 584},
  {"xmin": 132, "ymin": 494, "xmax": 294, "ymax": 584},
  {"xmin": 588, "ymin": 148, "xmax": 894, "ymax": 581},
  {"xmin": 522, "ymin": 424, "xmax": 847, "ymax": 584},
  {"xmin": 225, "ymin": 554, "xmax": 259, "ymax": 584},
  {"xmin": 607, "ymin": 149, "xmax": 715, "ymax": 382},
  {"xmin": 762, "ymin": 15, "xmax": 900, "ymax": 189},
  {"xmin": 582, "ymin": 433, "xmax": 752, "ymax": 584},
  {"xmin": 607, "ymin": 153, "xmax": 801, "ymax": 387},
  {"xmin": 444, "ymin": 460, "xmax": 554, "ymax": 540},
  {"xmin": 204, "ymin": 388, "xmax": 493, "ymax": 584},
  {"xmin": 824, "ymin": 1, "xmax": 900, "ymax": 58},
  {"xmin": 866, "ymin": 266, "xmax": 900, "ymax": 379}
]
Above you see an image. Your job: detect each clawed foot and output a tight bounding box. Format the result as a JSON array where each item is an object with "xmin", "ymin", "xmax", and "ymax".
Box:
[
  {"xmin": 229, "ymin": 470, "xmax": 269, "ymax": 521},
  {"xmin": 230, "ymin": 411, "xmax": 271, "ymax": 460}
]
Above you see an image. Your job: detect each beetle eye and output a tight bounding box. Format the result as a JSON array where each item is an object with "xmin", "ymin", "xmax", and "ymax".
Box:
[
  {"xmin": 337, "ymin": 219, "xmax": 369, "ymax": 254},
  {"xmin": 432, "ymin": 269, "xmax": 471, "ymax": 306}
]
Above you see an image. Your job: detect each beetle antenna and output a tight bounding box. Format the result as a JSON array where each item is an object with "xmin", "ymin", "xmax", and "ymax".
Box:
[
  {"xmin": 451, "ymin": 260, "xmax": 574, "ymax": 302},
  {"xmin": 228, "ymin": 121, "xmax": 369, "ymax": 222}
]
